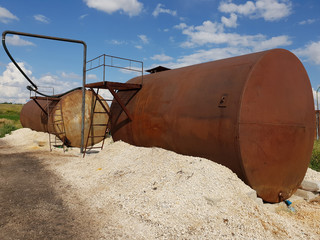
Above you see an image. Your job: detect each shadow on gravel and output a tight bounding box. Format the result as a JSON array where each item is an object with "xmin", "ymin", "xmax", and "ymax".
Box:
[{"xmin": 0, "ymin": 149, "xmax": 91, "ymax": 240}]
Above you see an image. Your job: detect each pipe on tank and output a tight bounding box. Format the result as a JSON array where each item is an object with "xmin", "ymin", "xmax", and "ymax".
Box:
[
  {"xmin": 20, "ymin": 89, "xmax": 109, "ymax": 148},
  {"xmin": 110, "ymin": 49, "xmax": 315, "ymax": 203}
]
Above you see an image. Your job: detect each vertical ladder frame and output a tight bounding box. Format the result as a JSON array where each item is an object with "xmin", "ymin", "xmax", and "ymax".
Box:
[{"xmin": 83, "ymin": 88, "xmax": 112, "ymax": 157}]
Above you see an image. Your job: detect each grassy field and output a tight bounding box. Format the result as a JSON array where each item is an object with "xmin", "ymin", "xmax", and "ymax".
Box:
[
  {"xmin": 0, "ymin": 103, "xmax": 23, "ymax": 138},
  {"xmin": 310, "ymin": 140, "xmax": 320, "ymax": 172}
]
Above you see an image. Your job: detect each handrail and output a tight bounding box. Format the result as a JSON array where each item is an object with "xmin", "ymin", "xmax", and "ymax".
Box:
[
  {"xmin": 86, "ymin": 54, "xmax": 143, "ymax": 84},
  {"xmin": 2, "ymin": 30, "xmax": 87, "ymax": 152}
]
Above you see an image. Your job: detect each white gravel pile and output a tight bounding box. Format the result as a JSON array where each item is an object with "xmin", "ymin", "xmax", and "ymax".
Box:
[{"xmin": 3, "ymin": 128, "xmax": 320, "ymax": 239}]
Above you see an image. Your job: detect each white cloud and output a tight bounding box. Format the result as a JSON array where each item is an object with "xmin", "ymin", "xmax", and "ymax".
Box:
[
  {"xmin": 219, "ymin": 0, "xmax": 292, "ymax": 21},
  {"xmin": 135, "ymin": 45, "xmax": 142, "ymax": 49},
  {"xmin": 151, "ymin": 54, "xmax": 173, "ymax": 62},
  {"xmin": 299, "ymin": 19, "xmax": 316, "ymax": 25},
  {"xmin": 0, "ymin": 62, "xmax": 81, "ymax": 103},
  {"xmin": 87, "ymin": 74, "xmax": 98, "ymax": 80},
  {"xmin": 0, "ymin": 6, "xmax": 19, "ymax": 23},
  {"xmin": 152, "ymin": 3, "xmax": 177, "ymax": 17},
  {"xmin": 138, "ymin": 35, "xmax": 149, "ymax": 44},
  {"xmin": 174, "ymin": 23, "xmax": 187, "ymax": 30},
  {"xmin": 167, "ymin": 47, "xmax": 250, "ymax": 69},
  {"xmin": 34, "ymin": 14, "xmax": 50, "ymax": 23},
  {"xmin": 37, "ymin": 73, "xmax": 79, "ymax": 95},
  {"xmin": 219, "ymin": 1, "xmax": 256, "ymax": 15},
  {"xmin": 61, "ymin": 72, "xmax": 82, "ymax": 80},
  {"xmin": 80, "ymin": 14, "xmax": 89, "ymax": 19},
  {"xmin": 221, "ymin": 13, "xmax": 238, "ymax": 28},
  {"xmin": 312, "ymin": 88, "xmax": 318, "ymax": 110},
  {"xmin": 6, "ymin": 35, "xmax": 35, "ymax": 46},
  {"xmin": 0, "ymin": 62, "xmax": 32, "ymax": 86},
  {"xmin": 109, "ymin": 39, "xmax": 127, "ymax": 45},
  {"xmin": 254, "ymin": 35, "xmax": 292, "ymax": 51},
  {"xmin": 294, "ymin": 41, "xmax": 320, "ymax": 65},
  {"xmin": 179, "ymin": 20, "xmax": 291, "ymax": 50},
  {"xmin": 0, "ymin": 62, "xmax": 33, "ymax": 103},
  {"xmin": 84, "ymin": 0, "xmax": 143, "ymax": 17}
]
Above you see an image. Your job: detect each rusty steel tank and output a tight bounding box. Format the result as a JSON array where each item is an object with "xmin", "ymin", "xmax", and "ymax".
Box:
[
  {"xmin": 20, "ymin": 89, "xmax": 109, "ymax": 147},
  {"xmin": 110, "ymin": 49, "xmax": 315, "ymax": 203}
]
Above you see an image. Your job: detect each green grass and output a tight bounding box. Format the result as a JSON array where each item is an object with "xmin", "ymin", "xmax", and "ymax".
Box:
[
  {"xmin": 0, "ymin": 123, "xmax": 17, "ymax": 138},
  {"xmin": 310, "ymin": 140, "xmax": 320, "ymax": 172},
  {"xmin": 0, "ymin": 103, "xmax": 23, "ymax": 138}
]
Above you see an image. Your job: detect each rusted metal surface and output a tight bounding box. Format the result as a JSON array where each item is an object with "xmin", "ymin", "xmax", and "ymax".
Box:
[
  {"xmin": 110, "ymin": 49, "xmax": 315, "ymax": 203},
  {"xmin": 20, "ymin": 89, "xmax": 109, "ymax": 148}
]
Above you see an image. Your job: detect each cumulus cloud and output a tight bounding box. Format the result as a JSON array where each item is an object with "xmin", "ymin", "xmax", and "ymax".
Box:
[
  {"xmin": 152, "ymin": 3, "xmax": 177, "ymax": 17},
  {"xmin": 299, "ymin": 19, "xmax": 316, "ymax": 25},
  {"xmin": 60, "ymin": 72, "xmax": 82, "ymax": 80},
  {"xmin": 221, "ymin": 13, "xmax": 238, "ymax": 28},
  {"xmin": 0, "ymin": 62, "xmax": 81, "ymax": 103},
  {"xmin": 167, "ymin": 47, "xmax": 250, "ymax": 69},
  {"xmin": 6, "ymin": 35, "xmax": 35, "ymax": 46},
  {"xmin": 84, "ymin": 0, "xmax": 143, "ymax": 17},
  {"xmin": 219, "ymin": 0, "xmax": 292, "ymax": 21},
  {"xmin": 0, "ymin": 62, "xmax": 33, "ymax": 103},
  {"xmin": 0, "ymin": 6, "xmax": 18, "ymax": 23},
  {"xmin": 138, "ymin": 35, "xmax": 149, "ymax": 44},
  {"xmin": 254, "ymin": 35, "xmax": 292, "ymax": 51},
  {"xmin": 151, "ymin": 54, "xmax": 173, "ymax": 62},
  {"xmin": 34, "ymin": 14, "xmax": 50, "ymax": 23},
  {"xmin": 294, "ymin": 41, "xmax": 320, "ymax": 65},
  {"xmin": 178, "ymin": 20, "xmax": 291, "ymax": 50},
  {"xmin": 87, "ymin": 74, "xmax": 98, "ymax": 80},
  {"xmin": 174, "ymin": 23, "xmax": 187, "ymax": 30}
]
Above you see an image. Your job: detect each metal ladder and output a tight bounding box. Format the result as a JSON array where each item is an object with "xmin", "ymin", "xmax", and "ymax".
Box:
[
  {"xmin": 47, "ymin": 99, "xmax": 67, "ymax": 152},
  {"xmin": 83, "ymin": 88, "xmax": 111, "ymax": 157}
]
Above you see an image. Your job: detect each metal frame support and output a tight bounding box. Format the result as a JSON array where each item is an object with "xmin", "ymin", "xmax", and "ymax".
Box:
[{"xmin": 2, "ymin": 30, "xmax": 87, "ymax": 152}]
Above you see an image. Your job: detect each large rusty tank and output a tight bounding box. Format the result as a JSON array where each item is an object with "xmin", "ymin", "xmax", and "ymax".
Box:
[
  {"xmin": 20, "ymin": 89, "xmax": 109, "ymax": 147},
  {"xmin": 110, "ymin": 49, "xmax": 315, "ymax": 203}
]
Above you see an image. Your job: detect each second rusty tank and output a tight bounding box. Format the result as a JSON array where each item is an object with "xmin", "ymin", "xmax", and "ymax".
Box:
[
  {"xmin": 20, "ymin": 89, "xmax": 109, "ymax": 148},
  {"xmin": 110, "ymin": 49, "xmax": 315, "ymax": 203}
]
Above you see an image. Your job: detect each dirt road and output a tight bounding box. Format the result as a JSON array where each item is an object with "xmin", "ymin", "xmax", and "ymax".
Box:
[{"xmin": 0, "ymin": 140, "xmax": 94, "ymax": 240}]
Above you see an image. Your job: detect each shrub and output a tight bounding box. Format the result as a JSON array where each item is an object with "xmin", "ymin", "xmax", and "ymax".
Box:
[
  {"xmin": 0, "ymin": 123, "xmax": 17, "ymax": 138},
  {"xmin": 310, "ymin": 140, "xmax": 320, "ymax": 172}
]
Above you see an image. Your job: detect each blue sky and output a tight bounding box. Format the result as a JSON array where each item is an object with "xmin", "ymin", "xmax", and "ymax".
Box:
[{"xmin": 0, "ymin": 0, "xmax": 319, "ymax": 104}]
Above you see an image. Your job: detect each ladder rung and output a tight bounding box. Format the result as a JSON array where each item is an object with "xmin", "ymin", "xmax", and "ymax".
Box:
[
  {"xmin": 92, "ymin": 124, "xmax": 108, "ymax": 126},
  {"xmin": 93, "ymin": 112, "xmax": 108, "ymax": 114}
]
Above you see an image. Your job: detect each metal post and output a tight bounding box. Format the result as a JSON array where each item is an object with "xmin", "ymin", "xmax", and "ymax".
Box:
[
  {"xmin": 80, "ymin": 43, "xmax": 87, "ymax": 153},
  {"xmin": 2, "ymin": 30, "xmax": 87, "ymax": 153}
]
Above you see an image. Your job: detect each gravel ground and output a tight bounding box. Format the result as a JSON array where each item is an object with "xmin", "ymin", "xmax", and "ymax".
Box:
[{"xmin": 1, "ymin": 128, "xmax": 320, "ymax": 239}]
